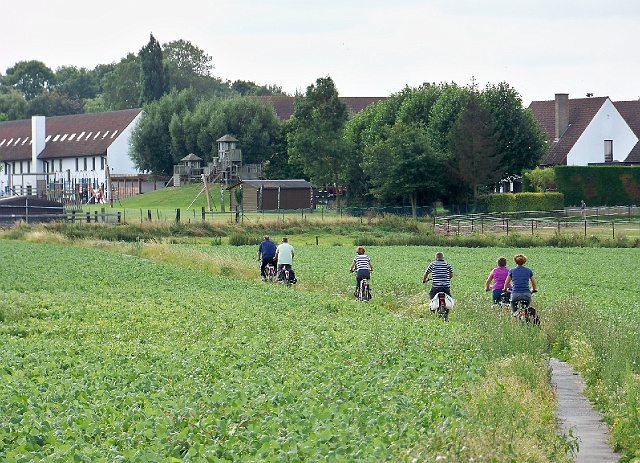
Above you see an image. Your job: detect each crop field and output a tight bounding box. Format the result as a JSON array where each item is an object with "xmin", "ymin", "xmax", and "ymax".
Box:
[{"xmin": 0, "ymin": 237, "xmax": 639, "ymax": 462}]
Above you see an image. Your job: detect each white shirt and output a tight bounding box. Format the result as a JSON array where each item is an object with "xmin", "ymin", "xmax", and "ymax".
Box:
[{"xmin": 276, "ymin": 242, "xmax": 294, "ymax": 265}]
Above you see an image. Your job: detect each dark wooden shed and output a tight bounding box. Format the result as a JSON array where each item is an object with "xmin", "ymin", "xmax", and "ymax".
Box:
[{"xmin": 228, "ymin": 179, "xmax": 315, "ymax": 211}]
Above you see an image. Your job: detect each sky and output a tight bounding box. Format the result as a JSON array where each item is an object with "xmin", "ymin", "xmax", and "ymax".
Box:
[{"xmin": 2, "ymin": 0, "xmax": 640, "ymax": 106}]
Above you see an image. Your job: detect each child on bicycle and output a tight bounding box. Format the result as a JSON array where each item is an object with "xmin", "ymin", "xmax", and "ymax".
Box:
[{"xmin": 349, "ymin": 246, "xmax": 373, "ymax": 297}]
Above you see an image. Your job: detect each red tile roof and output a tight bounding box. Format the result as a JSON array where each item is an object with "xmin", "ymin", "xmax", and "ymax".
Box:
[
  {"xmin": 256, "ymin": 96, "xmax": 386, "ymax": 121},
  {"xmin": 0, "ymin": 109, "xmax": 142, "ymax": 162},
  {"xmin": 529, "ymin": 97, "xmax": 608, "ymax": 165}
]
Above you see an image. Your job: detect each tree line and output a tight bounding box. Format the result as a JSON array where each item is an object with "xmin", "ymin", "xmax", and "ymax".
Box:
[
  {"xmin": 1, "ymin": 34, "xmax": 547, "ymax": 212},
  {"xmin": 0, "ymin": 33, "xmax": 286, "ymax": 121},
  {"xmin": 129, "ymin": 76, "xmax": 547, "ymax": 213}
]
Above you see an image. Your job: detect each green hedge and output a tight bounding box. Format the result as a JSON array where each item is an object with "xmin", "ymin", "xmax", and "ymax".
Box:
[
  {"xmin": 554, "ymin": 165, "xmax": 640, "ymax": 206},
  {"xmin": 483, "ymin": 192, "xmax": 564, "ymax": 212}
]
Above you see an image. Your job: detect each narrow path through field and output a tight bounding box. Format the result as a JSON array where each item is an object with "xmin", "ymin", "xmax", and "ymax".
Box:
[{"xmin": 550, "ymin": 358, "xmax": 622, "ymax": 463}]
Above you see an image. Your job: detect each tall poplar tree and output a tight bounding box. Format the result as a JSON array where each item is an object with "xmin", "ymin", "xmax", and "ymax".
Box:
[{"xmin": 139, "ymin": 33, "xmax": 167, "ymax": 105}]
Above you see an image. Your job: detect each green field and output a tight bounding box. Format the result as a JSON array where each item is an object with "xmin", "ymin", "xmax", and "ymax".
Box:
[{"xmin": 1, "ymin": 236, "xmax": 638, "ymax": 462}]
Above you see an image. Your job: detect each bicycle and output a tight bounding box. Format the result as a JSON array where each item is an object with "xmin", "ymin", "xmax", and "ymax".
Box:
[
  {"xmin": 432, "ymin": 291, "xmax": 450, "ymax": 321},
  {"xmin": 512, "ymin": 290, "xmax": 540, "ymax": 325},
  {"xmin": 279, "ymin": 264, "xmax": 295, "ymax": 287},
  {"xmin": 265, "ymin": 262, "xmax": 277, "ymax": 282},
  {"xmin": 425, "ymin": 278, "xmax": 453, "ymax": 321},
  {"xmin": 355, "ymin": 277, "xmax": 371, "ymax": 302}
]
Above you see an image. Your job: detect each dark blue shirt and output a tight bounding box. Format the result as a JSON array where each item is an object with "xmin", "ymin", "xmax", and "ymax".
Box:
[
  {"xmin": 508, "ymin": 265, "xmax": 533, "ymax": 293},
  {"xmin": 258, "ymin": 239, "xmax": 277, "ymax": 259}
]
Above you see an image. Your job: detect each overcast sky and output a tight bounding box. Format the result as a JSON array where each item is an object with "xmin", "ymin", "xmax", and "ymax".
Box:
[{"xmin": 2, "ymin": 0, "xmax": 639, "ymax": 105}]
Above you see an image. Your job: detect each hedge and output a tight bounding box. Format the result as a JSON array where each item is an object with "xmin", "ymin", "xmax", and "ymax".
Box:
[
  {"xmin": 554, "ymin": 165, "xmax": 640, "ymax": 206},
  {"xmin": 483, "ymin": 192, "xmax": 564, "ymax": 213}
]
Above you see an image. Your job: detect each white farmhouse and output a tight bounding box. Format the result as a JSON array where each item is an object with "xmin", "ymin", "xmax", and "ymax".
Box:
[
  {"xmin": 0, "ymin": 109, "xmax": 164, "ymax": 203},
  {"xmin": 529, "ymin": 93, "xmax": 640, "ymax": 166}
]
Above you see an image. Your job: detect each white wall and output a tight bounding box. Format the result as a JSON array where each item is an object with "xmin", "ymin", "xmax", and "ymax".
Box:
[
  {"xmin": 106, "ymin": 111, "xmax": 143, "ymax": 175},
  {"xmin": 567, "ymin": 99, "xmax": 638, "ymax": 165}
]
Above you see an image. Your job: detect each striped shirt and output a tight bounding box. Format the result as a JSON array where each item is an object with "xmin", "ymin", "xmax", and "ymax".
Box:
[
  {"xmin": 353, "ymin": 254, "xmax": 371, "ymax": 271},
  {"xmin": 425, "ymin": 259, "xmax": 452, "ymax": 287}
]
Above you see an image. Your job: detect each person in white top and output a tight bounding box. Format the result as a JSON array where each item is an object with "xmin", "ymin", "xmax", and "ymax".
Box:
[{"xmin": 275, "ymin": 237, "xmax": 295, "ymax": 281}]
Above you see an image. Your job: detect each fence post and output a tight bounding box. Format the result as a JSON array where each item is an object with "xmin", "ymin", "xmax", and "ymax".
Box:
[
  {"xmin": 148, "ymin": 210, "xmax": 152, "ymax": 221},
  {"xmin": 506, "ymin": 219, "xmax": 509, "ymax": 236},
  {"xmin": 612, "ymin": 221, "xmax": 615, "ymax": 239},
  {"xmin": 584, "ymin": 220, "xmax": 587, "ymax": 237},
  {"xmin": 86, "ymin": 212, "xmax": 90, "ymax": 223},
  {"xmin": 176, "ymin": 208, "xmax": 181, "ymax": 223},
  {"xmin": 202, "ymin": 207, "xmax": 206, "ymax": 221},
  {"xmin": 117, "ymin": 211, "xmax": 121, "ymax": 224},
  {"xmin": 532, "ymin": 219, "xmax": 534, "ymax": 235}
]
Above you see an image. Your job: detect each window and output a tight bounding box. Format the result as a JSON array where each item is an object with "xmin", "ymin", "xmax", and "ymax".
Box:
[
  {"xmin": 75, "ymin": 158, "xmax": 79, "ymax": 171},
  {"xmin": 92, "ymin": 157, "xmax": 96, "ymax": 170},
  {"xmin": 604, "ymin": 140, "xmax": 613, "ymax": 162},
  {"xmin": 59, "ymin": 159, "xmax": 63, "ymax": 171},
  {"xmin": 83, "ymin": 158, "xmax": 88, "ymax": 170}
]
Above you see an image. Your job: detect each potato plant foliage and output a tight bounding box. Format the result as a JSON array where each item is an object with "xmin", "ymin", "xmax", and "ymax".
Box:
[{"xmin": 1, "ymin": 239, "xmax": 637, "ymax": 461}]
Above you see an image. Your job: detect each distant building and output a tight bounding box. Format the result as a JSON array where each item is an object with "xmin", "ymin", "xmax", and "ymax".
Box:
[
  {"xmin": 228, "ymin": 179, "xmax": 315, "ymax": 211},
  {"xmin": 529, "ymin": 93, "xmax": 640, "ymax": 166},
  {"xmin": 0, "ymin": 109, "xmax": 166, "ymax": 203}
]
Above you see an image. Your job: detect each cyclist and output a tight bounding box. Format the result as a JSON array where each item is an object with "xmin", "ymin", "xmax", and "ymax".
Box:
[
  {"xmin": 503, "ymin": 254, "xmax": 537, "ymax": 315},
  {"xmin": 349, "ymin": 246, "xmax": 373, "ymax": 297},
  {"xmin": 275, "ymin": 237, "xmax": 295, "ymax": 282},
  {"xmin": 485, "ymin": 256, "xmax": 511, "ymax": 302},
  {"xmin": 423, "ymin": 251, "xmax": 453, "ymax": 299},
  {"xmin": 257, "ymin": 235, "xmax": 277, "ymax": 281}
]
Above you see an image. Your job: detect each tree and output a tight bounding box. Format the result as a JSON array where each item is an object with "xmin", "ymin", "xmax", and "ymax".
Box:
[
  {"xmin": 27, "ymin": 90, "xmax": 84, "ymax": 117},
  {"xmin": 168, "ymin": 96, "xmax": 281, "ymax": 166},
  {"xmin": 0, "ymin": 88, "xmax": 27, "ymax": 121},
  {"xmin": 100, "ymin": 53, "xmax": 141, "ymax": 110},
  {"xmin": 263, "ymin": 121, "xmax": 305, "ymax": 179},
  {"xmin": 481, "ymin": 82, "xmax": 547, "ymax": 176},
  {"xmin": 130, "ymin": 88, "xmax": 198, "ymax": 175},
  {"xmin": 231, "ymin": 80, "xmax": 287, "ymax": 96},
  {"xmin": 287, "ymin": 76, "xmax": 349, "ymax": 200},
  {"xmin": 524, "ymin": 166, "xmax": 556, "ymax": 192},
  {"xmin": 54, "ymin": 65, "xmax": 100, "ymax": 101},
  {"xmin": 363, "ymin": 122, "xmax": 446, "ymax": 218},
  {"xmin": 3, "ymin": 60, "xmax": 55, "ymax": 100},
  {"xmin": 139, "ymin": 33, "xmax": 167, "ymax": 105},
  {"xmin": 446, "ymin": 92, "xmax": 501, "ymax": 206}
]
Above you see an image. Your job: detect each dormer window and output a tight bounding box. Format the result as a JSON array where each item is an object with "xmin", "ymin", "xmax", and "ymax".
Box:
[{"xmin": 604, "ymin": 140, "xmax": 613, "ymax": 162}]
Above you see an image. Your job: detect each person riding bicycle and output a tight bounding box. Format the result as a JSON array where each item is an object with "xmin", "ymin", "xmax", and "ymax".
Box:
[
  {"xmin": 423, "ymin": 251, "xmax": 453, "ymax": 299},
  {"xmin": 503, "ymin": 254, "xmax": 537, "ymax": 316},
  {"xmin": 275, "ymin": 237, "xmax": 295, "ymax": 282},
  {"xmin": 485, "ymin": 256, "xmax": 512, "ymax": 302},
  {"xmin": 349, "ymin": 246, "xmax": 373, "ymax": 298},
  {"xmin": 257, "ymin": 235, "xmax": 277, "ymax": 281}
]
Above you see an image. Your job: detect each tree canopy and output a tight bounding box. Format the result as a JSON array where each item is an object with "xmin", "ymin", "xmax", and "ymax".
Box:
[{"xmin": 287, "ymin": 76, "xmax": 349, "ymax": 191}]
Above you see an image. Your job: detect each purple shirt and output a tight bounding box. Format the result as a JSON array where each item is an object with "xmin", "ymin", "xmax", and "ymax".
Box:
[{"xmin": 492, "ymin": 266, "xmax": 510, "ymax": 290}]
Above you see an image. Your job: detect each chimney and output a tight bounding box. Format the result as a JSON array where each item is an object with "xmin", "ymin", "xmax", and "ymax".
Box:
[
  {"xmin": 554, "ymin": 93, "xmax": 569, "ymax": 139},
  {"xmin": 32, "ymin": 116, "xmax": 46, "ymax": 173}
]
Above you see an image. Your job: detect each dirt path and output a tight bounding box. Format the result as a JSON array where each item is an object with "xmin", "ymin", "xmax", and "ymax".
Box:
[{"xmin": 550, "ymin": 358, "xmax": 622, "ymax": 463}]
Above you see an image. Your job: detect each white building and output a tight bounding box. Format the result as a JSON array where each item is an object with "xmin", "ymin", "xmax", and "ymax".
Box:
[
  {"xmin": 529, "ymin": 93, "xmax": 640, "ymax": 166},
  {"xmin": 0, "ymin": 109, "xmax": 164, "ymax": 202}
]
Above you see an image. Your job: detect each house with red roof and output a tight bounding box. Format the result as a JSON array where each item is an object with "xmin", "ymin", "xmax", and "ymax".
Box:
[
  {"xmin": 0, "ymin": 109, "xmax": 163, "ymax": 202},
  {"xmin": 529, "ymin": 93, "xmax": 640, "ymax": 166}
]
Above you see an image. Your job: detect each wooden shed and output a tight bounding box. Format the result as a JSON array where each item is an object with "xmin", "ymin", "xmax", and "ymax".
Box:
[{"xmin": 229, "ymin": 179, "xmax": 315, "ymax": 211}]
